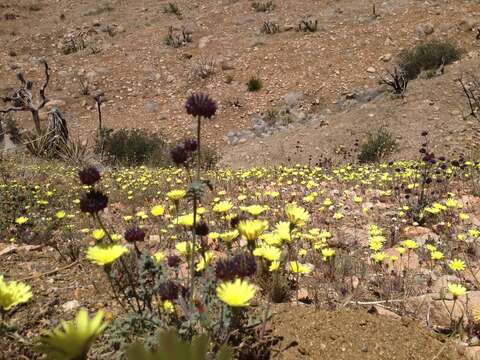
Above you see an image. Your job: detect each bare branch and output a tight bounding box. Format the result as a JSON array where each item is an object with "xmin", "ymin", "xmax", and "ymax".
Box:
[
  {"xmin": 0, "ymin": 107, "xmax": 23, "ymax": 114},
  {"xmin": 38, "ymin": 60, "xmax": 50, "ymax": 109}
]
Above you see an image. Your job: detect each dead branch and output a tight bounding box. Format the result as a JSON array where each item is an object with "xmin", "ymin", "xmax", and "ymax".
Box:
[{"xmin": 0, "ymin": 60, "xmax": 51, "ymax": 135}]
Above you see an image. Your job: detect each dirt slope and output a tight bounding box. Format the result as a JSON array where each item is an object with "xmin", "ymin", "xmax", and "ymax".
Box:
[{"xmin": 1, "ymin": 0, "xmax": 479, "ymax": 160}]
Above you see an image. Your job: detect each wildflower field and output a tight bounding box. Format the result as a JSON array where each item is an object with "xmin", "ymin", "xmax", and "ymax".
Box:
[{"xmin": 2, "ymin": 140, "xmax": 480, "ymax": 358}]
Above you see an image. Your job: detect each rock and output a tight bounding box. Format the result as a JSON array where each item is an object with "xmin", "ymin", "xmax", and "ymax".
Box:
[
  {"xmin": 460, "ymin": 17, "xmax": 480, "ymax": 32},
  {"xmin": 415, "ymin": 23, "xmax": 434, "ymax": 37},
  {"xmin": 385, "ymin": 247, "xmax": 420, "ymax": 272},
  {"xmin": 465, "ymin": 346, "xmax": 480, "ymax": 360},
  {"xmin": 406, "ymin": 291, "xmax": 480, "ymax": 328},
  {"xmin": 85, "ymin": 70, "xmax": 97, "ymax": 82},
  {"xmin": 149, "ymin": 235, "xmax": 160, "ymax": 244},
  {"xmin": 145, "ymin": 100, "xmax": 159, "ymax": 113},
  {"xmin": 94, "ymin": 67, "xmax": 112, "ymax": 76},
  {"xmin": 371, "ymin": 305, "xmax": 401, "ymax": 319},
  {"xmin": 366, "ymin": 67, "xmax": 376, "ymax": 73},
  {"xmin": 62, "ymin": 300, "xmax": 80, "ymax": 312},
  {"xmin": 431, "ymin": 274, "xmax": 460, "ymax": 294},
  {"xmin": 381, "ymin": 53, "xmax": 392, "ymax": 62},
  {"xmin": 403, "ymin": 226, "xmax": 439, "ymax": 246},
  {"xmin": 283, "ymin": 92, "xmax": 304, "ymax": 107},
  {"xmin": 198, "ymin": 35, "xmax": 213, "ymax": 49},
  {"xmin": 470, "ymin": 337, "xmax": 480, "ymax": 347}
]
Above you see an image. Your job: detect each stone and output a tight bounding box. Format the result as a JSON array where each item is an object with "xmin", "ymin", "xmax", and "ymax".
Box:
[
  {"xmin": 465, "ymin": 346, "xmax": 480, "ymax": 360},
  {"xmin": 198, "ymin": 35, "xmax": 213, "ymax": 49},
  {"xmin": 460, "ymin": 17, "xmax": 480, "ymax": 32},
  {"xmin": 366, "ymin": 67, "xmax": 376, "ymax": 73},
  {"xmin": 381, "ymin": 53, "xmax": 392, "ymax": 62},
  {"xmin": 283, "ymin": 91, "xmax": 304, "ymax": 107},
  {"xmin": 62, "ymin": 300, "xmax": 80, "ymax": 312},
  {"xmin": 145, "ymin": 100, "xmax": 159, "ymax": 113},
  {"xmin": 403, "ymin": 226, "xmax": 439, "ymax": 246},
  {"xmin": 415, "ymin": 23, "xmax": 434, "ymax": 37}
]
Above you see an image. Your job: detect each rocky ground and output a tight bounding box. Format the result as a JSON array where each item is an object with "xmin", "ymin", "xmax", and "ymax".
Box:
[{"xmin": 1, "ymin": 0, "xmax": 480, "ymax": 166}]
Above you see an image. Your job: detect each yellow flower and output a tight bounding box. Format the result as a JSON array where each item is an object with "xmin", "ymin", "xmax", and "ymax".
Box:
[
  {"xmin": 213, "ymin": 200, "xmax": 233, "ymax": 213},
  {"xmin": 445, "ymin": 198, "xmax": 459, "ymax": 208},
  {"xmin": 285, "ymin": 203, "xmax": 310, "ymax": 227},
  {"xmin": 333, "ymin": 212, "xmax": 344, "ymax": 220},
  {"xmin": 353, "ymin": 196, "xmax": 363, "ymax": 204},
  {"xmin": 241, "ymin": 204, "xmax": 268, "ymax": 217},
  {"xmin": 469, "ymin": 228, "xmax": 480, "ymax": 238},
  {"xmin": 86, "ymin": 245, "xmax": 128, "ymax": 266},
  {"xmin": 269, "ymin": 260, "xmax": 280, "ymax": 272},
  {"xmin": 322, "ymin": 198, "xmax": 333, "ymax": 206},
  {"xmin": 219, "ymin": 230, "xmax": 239, "ymax": 243},
  {"xmin": 216, "ymin": 279, "xmax": 256, "ymax": 307},
  {"xmin": 253, "ymin": 245, "xmax": 281, "ymax": 262},
  {"xmin": 397, "ymin": 247, "xmax": 407, "ymax": 255},
  {"xmin": 425, "ymin": 244, "xmax": 437, "ymax": 252},
  {"xmin": 151, "ymin": 205, "xmax": 165, "ymax": 216},
  {"xmin": 153, "ymin": 251, "xmax": 166, "ymax": 263},
  {"xmin": 167, "ymin": 189, "xmax": 186, "ymax": 201},
  {"xmin": 289, "ymin": 261, "xmax": 313, "ymax": 274},
  {"xmin": 321, "ymin": 248, "xmax": 335, "ymax": 261},
  {"xmin": 369, "ymin": 237, "xmax": 384, "ymax": 252},
  {"xmin": 448, "ymin": 259, "xmax": 466, "ymax": 272},
  {"xmin": 176, "ymin": 213, "xmax": 199, "ymax": 228},
  {"xmin": 430, "ymin": 251, "xmax": 444, "ymax": 261},
  {"xmin": 0, "ymin": 276, "xmax": 32, "ymax": 312},
  {"xmin": 459, "ymin": 213, "xmax": 470, "ymax": 221},
  {"xmin": 36, "ymin": 309, "xmax": 107, "ymax": 360},
  {"xmin": 15, "ymin": 216, "xmax": 29, "ymax": 225},
  {"xmin": 175, "ymin": 241, "xmax": 197, "ymax": 256},
  {"xmin": 371, "ymin": 252, "xmax": 387, "ymax": 263},
  {"xmin": 162, "ymin": 300, "xmax": 175, "ymax": 313},
  {"xmin": 91, "ymin": 229, "xmax": 106, "ymax": 241},
  {"xmin": 401, "ymin": 239, "xmax": 418, "ymax": 250},
  {"xmin": 274, "ymin": 221, "xmax": 291, "ymax": 242},
  {"xmin": 238, "ymin": 219, "xmax": 268, "ymax": 242},
  {"xmin": 111, "ymin": 234, "xmax": 122, "ymax": 242},
  {"xmin": 195, "ymin": 251, "xmax": 215, "ymax": 272},
  {"xmin": 55, "ymin": 211, "xmax": 66, "ymax": 219},
  {"xmin": 448, "ymin": 283, "xmax": 466, "ymax": 298}
]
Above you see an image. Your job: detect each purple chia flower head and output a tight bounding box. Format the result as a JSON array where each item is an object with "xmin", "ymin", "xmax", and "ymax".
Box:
[
  {"xmin": 79, "ymin": 190, "xmax": 108, "ymax": 214},
  {"xmin": 124, "ymin": 226, "xmax": 145, "ymax": 243},
  {"xmin": 158, "ymin": 281, "xmax": 179, "ymax": 301},
  {"xmin": 185, "ymin": 93, "xmax": 217, "ymax": 119},
  {"xmin": 78, "ymin": 166, "xmax": 101, "ymax": 186},
  {"xmin": 171, "ymin": 144, "xmax": 189, "ymax": 166},
  {"xmin": 215, "ymin": 252, "xmax": 257, "ymax": 281},
  {"xmin": 195, "ymin": 221, "xmax": 209, "ymax": 237},
  {"xmin": 167, "ymin": 255, "xmax": 181, "ymax": 268},
  {"xmin": 183, "ymin": 139, "xmax": 198, "ymax": 152}
]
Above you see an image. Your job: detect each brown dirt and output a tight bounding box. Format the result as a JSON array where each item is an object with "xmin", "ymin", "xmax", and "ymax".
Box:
[
  {"xmin": 271, "ymin": 303, "xmax": 463, "ymax": 360},
  {"xmin": 1, "ymin": 0, "xmax": 480, "ymax": 161}
]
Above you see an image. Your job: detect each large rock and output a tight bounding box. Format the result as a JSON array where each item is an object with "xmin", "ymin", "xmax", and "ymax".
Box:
[
  {"xmin": 403, "ymin": 226, "xmax": 439, "ymax": 246},
  {"xmin": 415, "ymin": 23, "xmax": 434, "ymax": 37}
]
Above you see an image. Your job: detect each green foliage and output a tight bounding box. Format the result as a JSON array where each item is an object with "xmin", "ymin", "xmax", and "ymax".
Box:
[
  {"xmin": 4, "ymin": 118, "xmax": 22, "ymax": 144},
  {"xmin": 99, "ymin": 128, "xmax": 171, "ymax": 167},
  {"xmin": 247, "ymin": 77, "xmax": 263, "ymax": 92},
  {"xmin": 251, "ymin": 1, "xmax": 275, "ymax": 12},
  {"xmin": 164, "ymin": 3, "xmax": 182, "ymax": 18},
  {"xmin": 358, "ymin": 128, "xmax": 398, "ymax": 163},
  {"xmin": 398, "ymin": 39, "xmax": 461, "ymax": 80},
  {"xmin": 297, "ymin": 19, "xmax": 318, "ymax": 32},
  {"xmin": 126, "ymin": 330, "xmax": 232, "ymax": 360}
]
